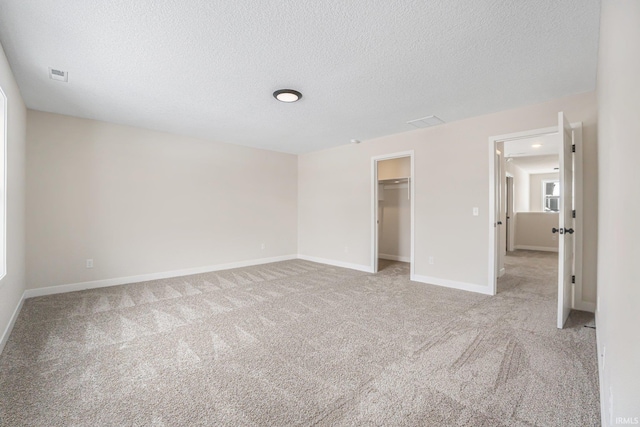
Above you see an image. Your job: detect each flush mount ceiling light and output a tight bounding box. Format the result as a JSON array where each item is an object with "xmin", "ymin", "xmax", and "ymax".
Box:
[
  {"xmin": 273, "ymin": 89, "xmax": 302, "ymax": 103},
  {"xmin": 532, "ymin": 143, "xmax": 543, "ymax": 148}
]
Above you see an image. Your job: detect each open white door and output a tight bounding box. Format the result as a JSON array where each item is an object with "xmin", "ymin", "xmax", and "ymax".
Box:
[{"xmin": 557, "ymin": 112, "xmax": 574, "ymax": 329}]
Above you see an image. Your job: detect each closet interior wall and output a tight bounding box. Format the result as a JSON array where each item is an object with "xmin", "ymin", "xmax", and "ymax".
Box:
[{"xmin": 377, "ymin": 157, "xmax": 411, "ymax": 263}]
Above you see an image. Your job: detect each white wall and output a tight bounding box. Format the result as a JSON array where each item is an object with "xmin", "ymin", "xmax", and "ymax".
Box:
[
  {"xmin": 596, "ymin": 1, "xmax": 640, "ymax": 424},
  {"xmin": 0, "ymin": 42, "xmax": 26, "ymax": 352},
  {"xmin": 529, "ymin": 172, "xmax": 559, "ymax": 212},
  {"xmin": 298, "ymin": 91, "xmax": 598, "ymax": 301},
  {"xmin": 26, "ymin": 111, "xmax": 298, "ymax": 290},
  {"xmin": 379, "ymin": 185, "xmax": 410, "ymax": 261}
]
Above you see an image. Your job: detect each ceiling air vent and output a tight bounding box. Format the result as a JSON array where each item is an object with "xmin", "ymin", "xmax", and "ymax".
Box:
[
  {"xmin": 406, "ymin": 115, "xmax": 444, "ymax": 129},
  {"xmin": 48, "ymin": 68, "xmax": 68, "ymax": 82}
]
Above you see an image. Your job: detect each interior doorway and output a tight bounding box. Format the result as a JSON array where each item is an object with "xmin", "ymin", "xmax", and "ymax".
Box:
[
  {"xmin": 489, "ymin": 113, "xmax": 583, "ymax": 329},
  {"xmin": 371, "ymin": 151, "xmax": 414, "ymax": 278}
]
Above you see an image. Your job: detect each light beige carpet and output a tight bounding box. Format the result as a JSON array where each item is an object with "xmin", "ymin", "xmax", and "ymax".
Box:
[{"xmin": 0, "ymin": 252, "xmax": 600, "ymax": 426}]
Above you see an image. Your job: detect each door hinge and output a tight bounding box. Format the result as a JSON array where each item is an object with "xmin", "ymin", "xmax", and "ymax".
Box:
[
  {"xmin": 572, "ymin": 144, "xmax": 576, "ymax": 153},
  {"xmin": 572, "ymin": 210, "xmax": 576, "ymax": 218},
  {"xmin": 572, "ymin": 275, "xmax": 575, "ymax": 284}
]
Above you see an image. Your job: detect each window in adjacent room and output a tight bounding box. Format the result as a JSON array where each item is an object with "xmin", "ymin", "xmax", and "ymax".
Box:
[
  {"xmin": 0, "ymin": 87, "xmax": 6, "ymax": 280},
  {"xmin": 542, "ymin": 179, "xmax": 560, "ymax": 212}
]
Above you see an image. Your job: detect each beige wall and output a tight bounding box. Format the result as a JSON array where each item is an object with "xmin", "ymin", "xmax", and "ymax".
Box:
[
  {"xmin": 378, "ymin": 157, "xmax": 410, "ymax": 180},
  {"xmin": 26, "ymin": 111, "xmax": 298, "ymax": 289},
  {"xmin": 506, "ymin": 162, "xmax": 530, "ymax": 212},
  {"xmin": 0, "ymin": 43, "xmax": 27, "ymax": 350},
  {"xmin": 379, "ymin": 185, "xmax": 410, "ymax": 261},
  {"xmin": 529, "ymin": 172, "xmax": 559, "ymax": 212},
  {"xmin": 596, "ymin": 1, "xmax": 640, "ymax": 424},
  {"xmin": 515, "ymin": 213, "xmax": 559, "ymax": 251},
  {"xmin": 298, "ymin": 91, "xmax": 597, "ymax": 300}
]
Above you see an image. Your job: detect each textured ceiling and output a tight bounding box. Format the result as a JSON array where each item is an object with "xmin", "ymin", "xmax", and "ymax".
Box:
[{"xmin": 0, "ymin": 0, "xmax": 601, "ymax": 154}]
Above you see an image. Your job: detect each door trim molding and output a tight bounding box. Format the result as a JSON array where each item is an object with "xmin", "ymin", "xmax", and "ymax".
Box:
[
  {"xmin": 506, "ymin": 174, "xmax": 516, "ymax": 252},
  {"xmin": 571, "ymin": 124, "xmax": 586, "ymax": 311}
]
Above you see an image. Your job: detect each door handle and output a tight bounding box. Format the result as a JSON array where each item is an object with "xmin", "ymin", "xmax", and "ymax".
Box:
[
  {"xmin": 497, "ymin": 221, "xmax": 503, "ymax": 225},
  {"xmin": 552, "ymin": 227, "xmax": 574, "ymax": 235}
]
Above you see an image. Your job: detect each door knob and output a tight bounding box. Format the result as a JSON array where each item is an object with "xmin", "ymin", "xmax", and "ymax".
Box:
[
  {"xmin": 553, "ymin": 227, "xmax": 574, "ymax": 234},
  {"xmin": 497, "ymin": 221, "xmax": 503, "ymax": 225}
]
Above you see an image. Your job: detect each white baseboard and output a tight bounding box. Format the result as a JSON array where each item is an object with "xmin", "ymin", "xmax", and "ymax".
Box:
[
  {"xmin": 24, "ymin": 254, "xmax": 298, "ymax": 299},
  {"xmin": 0, "ymin": 291, "xmax": 26, "ymax": 355},
  {"xmin": 575, "ymin": 300, "xmax": 596, "ymax": 313},
  {"xmin": 412, "ymin": 274, "xmax": 493, "ymax": 295},
  {"xmin": 297, "ymin": 255, "xmax": 373, "ymax": 273},
  {"xmin": 514, "ymin": 245, "xmax": 558, "ymax": 252},
  {"xmin": 595, "ymin": 311, "xmax": 606, "ymax": 427},
  {"xmin": 379, "ymin": 253, "xmax": 411, "ymax": 263}
]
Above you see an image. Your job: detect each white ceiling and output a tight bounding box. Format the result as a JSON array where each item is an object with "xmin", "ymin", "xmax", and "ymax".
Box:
[
  {"xmin": 504, "ymin": 133, "xmax": 559, "ymax": 158},
  {"xmin": 505, "ymin": 134, "xmax": 559, "ymax": 174},
  {"xmin": 510, "ymin": 154, "xmax": 559, "ymax": 175},
  {"xmin": 0, "ymin": 0, "xmax": 601, "ymax": 154}
]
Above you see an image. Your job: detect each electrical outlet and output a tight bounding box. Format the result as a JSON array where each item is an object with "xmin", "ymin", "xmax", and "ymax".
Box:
[
  {"xmin": 86, "ymin": 259, "xmax": 94, "ymax": 269},
  {"xmin": 473, "ymin": 207, "xmax": 479, "ymax": 216},
  {"xmin": 261, "ymin": 243, "xmax": 265, "ymax": 250},
  {"xmin": 428, "ymin": 256, "xmax": 434, "ymax": 265}
]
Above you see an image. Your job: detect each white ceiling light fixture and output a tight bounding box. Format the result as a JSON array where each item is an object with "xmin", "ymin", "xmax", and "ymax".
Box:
[
  {"xmin": 273, "ymin": 89, "xmax": 302, "ymax": 103},
  {"xmin": 350, "ymin": 139, "xmax": 361, "ymax": 144},
  {"xmin": 532, "ymin": 143, "xmax": 543, "ymax": 148}
]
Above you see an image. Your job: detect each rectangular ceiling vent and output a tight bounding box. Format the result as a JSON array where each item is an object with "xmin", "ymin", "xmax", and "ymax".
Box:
[
  {"xmin": 406, "ymin": 115, "xmax": 444, "ymax": 129},
  {"xmin": 48, "ymin": 68, "xmax": 68, "ymax": 82}
]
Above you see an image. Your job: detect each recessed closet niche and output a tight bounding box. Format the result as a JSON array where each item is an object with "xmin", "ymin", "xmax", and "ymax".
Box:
[{"xmin": 377, "ymin": 157, "xmax": 411, "ymax": 264}]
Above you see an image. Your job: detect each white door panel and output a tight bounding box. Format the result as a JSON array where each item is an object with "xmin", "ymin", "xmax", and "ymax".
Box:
[{"xmin": 557, "ymin": 112, "xmax": 574, "ymax": 329}]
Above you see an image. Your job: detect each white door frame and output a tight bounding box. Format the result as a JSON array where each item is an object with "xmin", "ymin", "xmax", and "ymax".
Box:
[
  {"xmin": 488, "ymin": 122, "xmax": 585, "ymax": 304},
  {"xmin": 506, "ymin": 173, "xmax": 515, "ymax": 252},
  {"xmin": 371, "ymin": 151, "xmax": 415, "ymax": 279}
]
